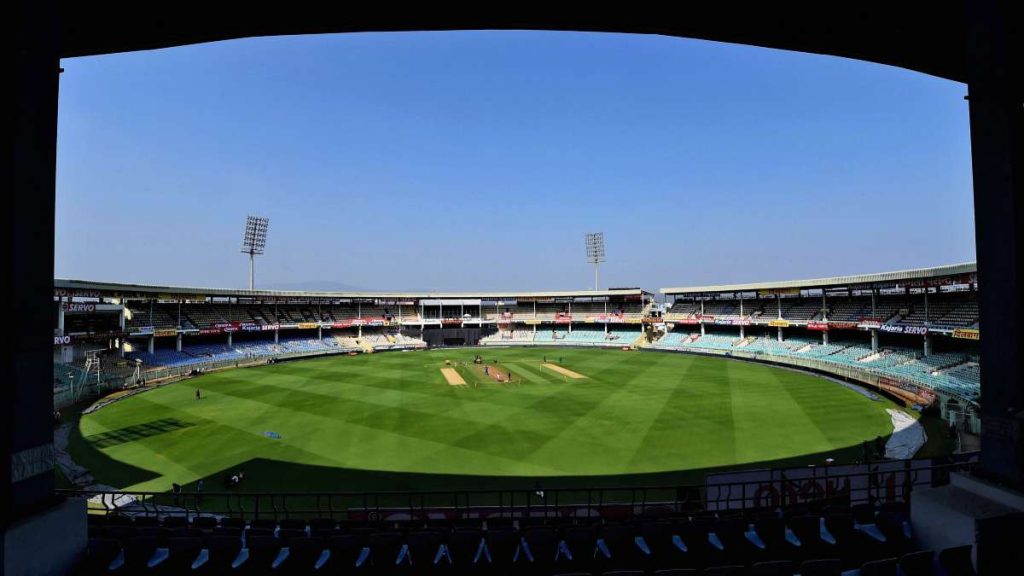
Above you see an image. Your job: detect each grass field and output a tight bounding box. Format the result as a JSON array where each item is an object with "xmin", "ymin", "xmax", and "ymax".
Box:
[{"xmin": 71, "ymin": 348, "xmax": 902, "ymax": 496}]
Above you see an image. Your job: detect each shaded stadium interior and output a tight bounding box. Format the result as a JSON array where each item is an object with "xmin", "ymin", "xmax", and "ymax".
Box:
[{"xmin": 10, "ymin": 2, "xmax": 1023, "ymax": 574}]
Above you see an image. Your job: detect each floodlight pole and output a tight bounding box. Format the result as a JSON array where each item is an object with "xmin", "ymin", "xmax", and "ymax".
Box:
[{"xmin": 241, "ymin": 215, "xmax": 269, "ymax": 290}]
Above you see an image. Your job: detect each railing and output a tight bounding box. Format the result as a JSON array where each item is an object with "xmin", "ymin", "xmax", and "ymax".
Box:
[{"xmin": 58, "ymin": 460, "xmax": 974, "ymax": 522}]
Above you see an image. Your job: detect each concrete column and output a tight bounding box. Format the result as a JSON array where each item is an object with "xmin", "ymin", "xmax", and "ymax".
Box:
[
  {"xmin": 119, "ymin": 339, "xmax": 125, "ymax": 358},
  {"xmin": 57, "ymin": 302, "xmax": 64, "ymax": 335},
  {"xmin": 871, "ymin": 329, "xmax": 879, "ymax": 352},
  {"xmin": 226, "ymin": 332, "xmax": 233, "ymax": 347},
  {"xmin": 823, "ymin": 331, "xmax": 829, "ymax": 345},
  {"xmin": 700, "ymin": 323, "xmax": 706, "ymax": 336},
  {"xmin": 318, "ymin": 326, "xmax": 323, "ymax": 340},
  {"xmin": 274, "ymin": 329, "xmax": 279, "ymax": 344},
  {"xmin": 924, "ymin": 334, "xmax": 933, "ymax": 357},
  {"xmin": 176, "ymin": 333, "xmax": 182, "ymax": 352},
  {"xmin": 739, "ymin": 325, "xmax": 745, "ymax": 339},
  {"xmin": 777, "ymin": 327, "xmax": 783, "ymax": 342},
  {"xmin": 967, "ymin": 0, "xmax": 1024, "ymax": 488},
  {"xmin": 148, "ymin": 335, "xmax": 155, "ymax": 354},
  {"xmin": 358, "ymin": 325, "xmax": 363, "ymax": 338}
]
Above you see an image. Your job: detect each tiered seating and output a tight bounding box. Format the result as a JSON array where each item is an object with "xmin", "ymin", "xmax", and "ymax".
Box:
[
  {"xmin": 780, "ymin": 299, "xmax": 822, "ymax": 322},
  {"xmin": 651, "ymin": 331, "xmax": 693, "ymax": 348},
  {"xmin": 826, "ymin": 297, "xmax": 872, "ymax": 322},
  {"xmin": 701, "ymin": 301, "xmax": 738, "ymax": 318},
  {"xmin": 564, "ymin": 329, "xmax": 625, "ymax": 343},
  {"xmin": 945, "ymin": 362, "xmax": 980, "ymax": 385},
  {"xmin": 935, "ymin": 299, "xmax": 978, "ymax": 328},
  {"xmin": 681, "ymin": 334, "xmax": 739, "ymax": 351},
  {"xmin": 871, "ymin": 297, "xmax": 911, "ymax": 323},
  {"xmin": 481, "ymin": 330, "xmax": 535, "ymax": 343},
  {"xmin": 125, "ymin": 304, "xmax": 178, "ymax": 329},
  {"xmin": 534, "ymin": 329, "xmax": 569, "ymax": 342},
  {"xmin": 652, "ymin": 335, "xmax": 979, "ymax": 402},
  {"xmin": 666, "ymin": 301, "xmax": 701, "ymax": 318},
  {"xmin": 180, "ymin": 304, "xmax": 229, "ymax": 327},
  {"xmin": 80, "ymin": 501, "xmax": 960, "ymax": 576}
]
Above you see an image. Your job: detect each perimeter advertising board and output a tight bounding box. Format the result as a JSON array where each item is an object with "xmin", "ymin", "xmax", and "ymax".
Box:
[
  {"xmin": 952, "ymin": 328, "xmax": 979, "ymax": 340},
  {"xmin": 706, "ymin": 460, "xmax": 933, "ymax": 511}
]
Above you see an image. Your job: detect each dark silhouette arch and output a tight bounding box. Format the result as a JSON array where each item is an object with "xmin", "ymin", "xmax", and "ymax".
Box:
[{"xmin": 10, "ymin": 3, "xmax": 1022, "ymax": 572}]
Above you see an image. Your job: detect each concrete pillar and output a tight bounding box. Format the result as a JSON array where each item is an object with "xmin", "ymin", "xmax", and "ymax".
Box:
[
  {"xmin": 274, "ymin": 329, "xmax": 279, "ymax": 344},
  {"xmin": 358, "ymin": 325, "xmax": 363, "ymax": 338},
  {"xmin": 227, "ymin": 332, "xmax": 233, "ymax": 347},
  {"xmin": 924, "ymin": 334, "xmax": 933, "ymax": 357},
  {"xmin": 148, "ymin": 335, "xmax": 155, "ymax": 354},
  {"xmin": 966, "ymin": 0, "xmax": 1024, "ymax": 489},
  {"xmin": 871, "ymin": 329, "xmax": 879, "ymax": 352},
  {"xmin": 823, "ymin": 331, "xmax": 829, "ymax": 345},
  {"xmin": 777, "ymin": 327, "xmax": 783, "ymax": 342},
  {"xmin": 318, "ymin": 326, "xmax": 323, "ymax": 340},
  {"xmin": 176, "ymin": 333, "xmax": 182, "ymax": 352},
  {"xmin": 700, "ymin": 323, "xmax": 706, "ymax": 336},
  {"xmin": 57, "ymin": 302, "xmax": 64, "ymax": 335},
  {"xmin": 739, "ymin": 325, "xmax": 745, "ymax": 339}
]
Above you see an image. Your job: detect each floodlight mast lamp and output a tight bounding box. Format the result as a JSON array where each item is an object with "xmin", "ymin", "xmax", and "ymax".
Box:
[
  {"xmin": 241, "ymin": 216, "xmax": 269, "ymax": 290},
  {"xmin": 585, "ymin": 232, "xmax": 606, "ymax": 291}
]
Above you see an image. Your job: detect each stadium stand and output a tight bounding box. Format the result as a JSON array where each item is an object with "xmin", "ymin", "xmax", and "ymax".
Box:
[
  {"xmin": 77, "ymin": 502, "xmax": 972, "ymax": 576},
  {"xmin": 652, "ymin": 331, "xmax": 979, "ymax": 402}
]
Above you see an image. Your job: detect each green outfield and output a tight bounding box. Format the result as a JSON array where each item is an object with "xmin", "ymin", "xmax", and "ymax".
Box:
[{"xmin": 71, "ymin": 348, "xmax": 901, "ymax": 495}]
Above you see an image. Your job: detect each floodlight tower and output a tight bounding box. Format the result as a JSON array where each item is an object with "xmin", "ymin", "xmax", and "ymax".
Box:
[
  {"xmin": 585, "ymin": 232, "xmax": 606, "ymax": 291},
  {"xmin": 241, "ymin": 215, "xmax": 269, "ymax": 290}
]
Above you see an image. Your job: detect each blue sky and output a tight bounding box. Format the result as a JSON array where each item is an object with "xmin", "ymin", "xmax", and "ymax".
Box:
[{"xmin": 55, "ymin": 31, "xmax": 975, "ymax": 293}]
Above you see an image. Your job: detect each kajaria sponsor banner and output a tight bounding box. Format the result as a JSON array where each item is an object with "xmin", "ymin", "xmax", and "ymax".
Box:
[
  {"xmin": 880, "ymin": 325, "xmax": 928, "ymax": 335},
  {"xmin": 952, "ymin": 328, "xmax": 980, "ymax": 340},
  {"xmin": 297, "ymin": 322, "xmax": 319, "ymax": 330},
  {"xmin": 768, "ymin": 319, "xmax": 790, "ymax": 328},
  {"xmin": 154, "ymin": 328, "xmax": 178, "ymax": 338}
]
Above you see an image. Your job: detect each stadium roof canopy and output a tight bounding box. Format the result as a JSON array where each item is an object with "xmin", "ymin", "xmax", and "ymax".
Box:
[
  {"xmin": 54, "ymin": 279, "xmax": 650, "ymax": 301},
  {"xmin": 661, "ymin": 262, "xmax": 976, "ymax": 295}
]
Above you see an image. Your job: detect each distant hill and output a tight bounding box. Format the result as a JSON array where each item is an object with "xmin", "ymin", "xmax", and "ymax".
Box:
[
  {"xmin": 260, "ymin": 280, "xmax": 438, "ymax": 293},
  {"xmin": 260, "ymin": 280, "xmax": 367, "ymax": 292}
]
